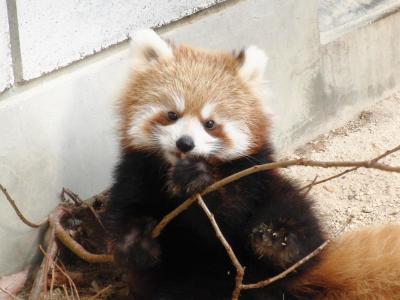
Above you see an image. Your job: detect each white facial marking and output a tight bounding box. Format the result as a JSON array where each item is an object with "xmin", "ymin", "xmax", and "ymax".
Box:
[
  {"xmin": 171, "ymin": 93, "xmax": 185, "ymax": 113},
  {"xmin": 128, "ymin": 104, "xmax": 163, "ymax": 148},
  {"xmin": 201, "ymin": 102, "xmax": 217, "ymax": 120},
  {"xmin": 157, "ymin": 116, "xmax": 220, "ymax": 163},
  {"xmin": 217, "ymin": 121, "xmax": 251, "ymax": 160}
]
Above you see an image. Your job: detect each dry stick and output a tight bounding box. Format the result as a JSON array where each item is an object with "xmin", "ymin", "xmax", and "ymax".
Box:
[
  {"xmin": 50, "ymin": 262, "xmax": 55, "ymax": 300},
  {"xmin": 299, "ymin": 167, "xmax": 357, "ymax": 192},
  {"xmin": 62, "ymin": 284, "xmax": 72, "ymax": 300},
  {"xmin": 0, "ymin": 184, "xmax": 47, "ymax": 228},
  {"xmin": 62, "ymin": 188, "xmax": 83, "ymax": 206},
  {"xmin": 48, "ymin": 205, "xmax": 113, "ymax": 264},
  {"xmin": 63, "ymin": 187, "xmax": 106, "ymax": 229},
  {"xmin": 241, "ymin": 217, "xmax": 352, "ymax": 291},
  {"xmin": 87, "ymin": 285, "xmax": 113, "ymax": 300},
  {"xmin": 39, "ymin": 246, "xmax": 81, "ymax": 300},
  {"xmin": 197, "ymin": 196, "xmax": 351, "ymax": 299},
  {"xmin": 152, "ymin": 147, "xmax": 400, "ymax": 238},
  {"xmin": 299, "ymin": 144, "xmax": 400, "ymax": 191},
  {"xmin": 302, "ymin": 175, "xmax": 318, "ymax": 196},
  {"xmin": 29, "ymin": 229, "xmax": 58, "ymax": 300},
  {"xmin": 196, "ymin": 194, "xmax": 245, "ymax": 300},
  {"xmin": 0, "ymin": 287, "xmax": 22, "ymax": 300},
  {"xmin": 1, "ymin": 184, "xmax": 112, "ymax": 264}
]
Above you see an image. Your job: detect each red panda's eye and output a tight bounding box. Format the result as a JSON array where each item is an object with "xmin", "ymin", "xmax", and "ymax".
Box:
[
  {"xmin": 204, "ymin": 120, "xmax": 215, "ymax": 129},
  {"xmin": 167, "ymin": 111, "xmax": 178, "ymax": 121}
]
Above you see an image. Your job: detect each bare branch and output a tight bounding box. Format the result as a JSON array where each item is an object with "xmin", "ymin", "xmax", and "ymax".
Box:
[
  {"xmin": 0, "ymin": 184, "xmax": 47, "ymax": 228},
  {"xmin": 241, "ymin": 217, "xmax": 352, "ymax": 290},
  {"xmin": 39, "ymin": 246, "xmax": 81, "ymax": 300},
  {"xmin": 152, "ymin": 145, "xmax": 400, "ymax": 238},
  {"xmin": 48, "ymin": 205, "xmax": 113, "ymax": 264},
  {"xmin": 0, "ymin": 287, "xmax": 22, "ymax": 300},
  {"xmin": 300, "ymin": 144, "xmax": 400, "ymax": 191},
  {"xmin": 29, "ymin": 228, "xmax": 58, "ymax": 300},
  {"xmin": 302, "ymin": 175, "xmax": 318, "ymax": 196},
  {"xmin": 87, "ymin": 285, "xmax": 113, "ymax": 300},
  {"xmin": 196, "ymin": 194, "xmax": 245, "ymax": 300}
]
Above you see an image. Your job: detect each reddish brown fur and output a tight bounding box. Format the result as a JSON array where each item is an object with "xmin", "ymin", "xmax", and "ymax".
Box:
[
  {"xmin": 117, "ymin": 44, "xmax": 269, "ymax": 154},
  {"xmin": 289, "ymin": 224, "xmax": 400, "ymax": 299}
]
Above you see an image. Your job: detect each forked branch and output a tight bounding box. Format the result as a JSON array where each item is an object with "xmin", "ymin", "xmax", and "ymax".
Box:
[{"xmin": 152, "ymin": 144, "xmax": 400, "ymax": 238}]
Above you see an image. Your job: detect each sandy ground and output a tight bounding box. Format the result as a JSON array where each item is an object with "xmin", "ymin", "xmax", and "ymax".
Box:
[{"xmin": 281, "ymin": 92, "xmax": 400, "ymax": 236}]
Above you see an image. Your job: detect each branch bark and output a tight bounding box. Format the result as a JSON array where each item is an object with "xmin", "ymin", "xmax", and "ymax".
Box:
[
  {"xmin": 152, "ymin": 146, "xmax": 400, "ymax": 238},
  {"xmin": 196, "ymin": 194, "xmax": 245, "ymax": 300},
  {"xmin": 48, "ymin": 205, "xmax": 113, "ymax": 264},
  {"xmin": 0, "ymin": 184, "xmax": 47, "ymax": 228}
]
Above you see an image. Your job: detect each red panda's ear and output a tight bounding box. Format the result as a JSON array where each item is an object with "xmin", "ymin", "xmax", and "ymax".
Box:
[
  {"xmin": 129, "ymin": 29, "xmax": 174, "ymax": 69},
  {"xmin": 238, "ymin": 46, "xmax": 268, "ymax": 83}
]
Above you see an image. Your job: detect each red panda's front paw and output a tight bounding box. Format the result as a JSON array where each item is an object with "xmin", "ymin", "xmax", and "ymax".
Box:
[
  {"xmin": 250, "ymin": 223, "xmax": 300, "ymax": 269},
  {"xmin": 167, "ymin": 158, "xmax": 213, "ymax": 197},
  {"xmin": 114, "ymin": 223, "xmax": 161, "ymax": 271}
]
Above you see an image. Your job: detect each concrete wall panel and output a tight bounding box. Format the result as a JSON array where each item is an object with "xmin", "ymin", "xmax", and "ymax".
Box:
[
  {"xmin": 0, "ymin": 0, "xmax": 13, "ymax": 92},
  {"xmin": 0, "ymin": 49, "xmax": 128, "ymax": 274},
  {"xmin": 322, "ymin": 9, "xmax": 400, "ymax": 118},
  {"xmin": 16, "ymin": 0, "xmax": 223, "ymax": 80}
]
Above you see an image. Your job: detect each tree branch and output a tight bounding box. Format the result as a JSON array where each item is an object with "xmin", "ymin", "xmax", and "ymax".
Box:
[
  {"xmin": 0, "ymin": 184, "xmax": 47, "ymax": 228},
  {"xmin": 152, "ymin": 146, "xmax": 400, "ymax": 238},
  {"xmin": 241, "ymin": 217, "xmax": 352, "ymax": 290},
  {"xmin": 196, "ymin": 194, "xmax": 245, "ymax": 300},
  {"xmin": 48, "ymin": 205, "xmax": 113, "ymax": 264},
  {"xmin": 299, "ymin": 144, "xmax": 400, "ymax": 191}
]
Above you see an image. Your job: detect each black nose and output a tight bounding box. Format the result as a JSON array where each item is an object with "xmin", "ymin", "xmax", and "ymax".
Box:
[{"xmin": 176, "ymin": 135, "xmax": 195, "ymax": 153}]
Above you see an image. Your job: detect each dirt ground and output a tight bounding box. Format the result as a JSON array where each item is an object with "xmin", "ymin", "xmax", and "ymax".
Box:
[{"xmin": 281, "ymin": 92, "xmax": 400, "ymax": 236}]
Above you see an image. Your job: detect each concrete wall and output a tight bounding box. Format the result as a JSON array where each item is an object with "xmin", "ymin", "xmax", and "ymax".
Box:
[
  {"xmin": 0, "ymin": 0, "xmax": 399, "ymax": 275},
  {"xmin": 0, "ymin": 0, "xmax": 13, "ymax": 92},
  {"xmin": 15, "ymin": 0, "xmax": 223, "ymax": 81}
]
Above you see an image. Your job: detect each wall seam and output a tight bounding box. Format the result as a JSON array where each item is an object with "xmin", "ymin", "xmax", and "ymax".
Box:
[{"xmin": 6, "ymin": 0, "xmax": 24, "ymax": 84}]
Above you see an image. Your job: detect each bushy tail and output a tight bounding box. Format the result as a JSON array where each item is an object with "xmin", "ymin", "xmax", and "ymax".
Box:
[{"xmin": 289, "ymin": 224, "xmax": 400, "ymax": 300}]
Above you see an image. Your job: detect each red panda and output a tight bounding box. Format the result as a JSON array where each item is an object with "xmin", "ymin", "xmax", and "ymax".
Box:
[{"xmin": 103, "ymin": 29, "xmax": 400, "ymax": 300}]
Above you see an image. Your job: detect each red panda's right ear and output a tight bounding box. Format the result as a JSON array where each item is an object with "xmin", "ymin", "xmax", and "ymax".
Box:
[{"xmin": 129, "ymin": 29, "xmax": 174, "ymax": 70}]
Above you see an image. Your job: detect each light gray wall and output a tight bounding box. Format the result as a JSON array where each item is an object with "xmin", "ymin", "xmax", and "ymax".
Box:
[
  {"xmin": 14, "ymin": 0, "xmax": 224, "ymax": 81},
  {"xmin": 0, "ymin": 0, "xmax": 13, "ymax": 92}
]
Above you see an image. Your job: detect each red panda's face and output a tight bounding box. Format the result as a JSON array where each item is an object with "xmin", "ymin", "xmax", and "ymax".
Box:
[{"xmin": 119, "ymin": 30, "xmax": 270, "ymax": 165}]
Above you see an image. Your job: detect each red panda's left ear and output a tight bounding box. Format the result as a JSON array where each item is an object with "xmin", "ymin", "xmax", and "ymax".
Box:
[
  {"xmin": 238, "ymin": 46, "xmax": 268, "ymax": 83},
  {"xmin": 129, "ymin": 29, "xmax": 174, "ymax": 70}
]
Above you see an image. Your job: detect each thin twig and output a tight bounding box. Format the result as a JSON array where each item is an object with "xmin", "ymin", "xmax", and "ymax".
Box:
[
  {"xmin": 241, "ymin": 217, "xmax": 352, "ymax": 290},
  {"xmin": 87, "ymin": 285, "xmax": 113, "ymax": 300},
  {"xmin": 302, "ymin": 175, "xmax": 318, "ymax": 196},
  {"xmin": 299, "ymin": 167, "xmax": 357, "ymax": 192},
  {"xmin": 50, "ymin": 262, "xmax": 55, "ymax": 300},
  {"xmin": 29, "ymin": 229, "xmax": 58, "ymax": 300},
  {"xmin": 0, "ymin": 287, "xmax": 22, "ymax": 300},
  {"xmin": 152, "ymin": 146, "xmax": 400, "ymax": 238},
  {"xmin": 0, "ymin": 184, "xmax": 47, "ymax": 228},
  {"xmin": 48, "ymin": 205, "xmax": 113, "ymax": 264},
  {"xmin": 196, "ymin": 194, "xmax": 245, "ymax": 300},
  {"xmin": 300, "ymin": 144, "xmax": 400, "ymax": 191},
  {"xmin": 61, "ymin": 188, "xmax": 83, "ymax": 206},
  {"xmin": 63, "ymin": 187, "xmax": 105, "ymax": 229},
  {"xmin": 62, "ymin": 285, "xmax": 71, "ymax": 300},
  {"xmin": 39, "ymin": 246, "xmax": 81, "ymax": 300}
]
